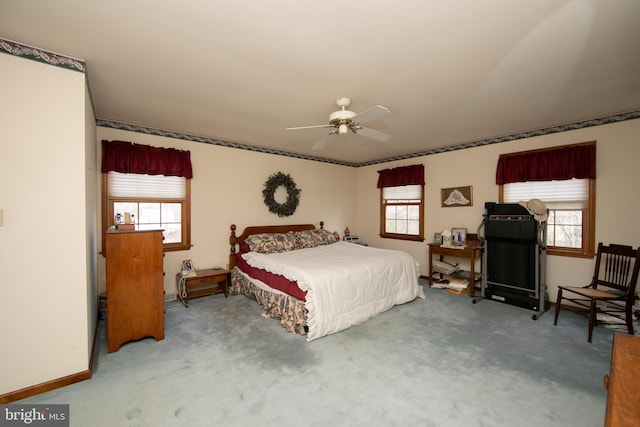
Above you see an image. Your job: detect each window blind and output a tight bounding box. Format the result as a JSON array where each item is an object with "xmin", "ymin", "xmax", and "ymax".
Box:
[
  {"xmin": 108, "ymin": 171, "xmax": 186, "ymax": 199},
  {"xmin": 383, "ymin": 184, "xmax": 422, "ymax": 201},
  {"xmin": 503, "ymin": 178, "xmax": 588, "ymax": 210}
]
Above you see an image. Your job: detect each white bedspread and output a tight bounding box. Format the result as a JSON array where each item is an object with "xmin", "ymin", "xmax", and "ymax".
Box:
[{"xmin": 241, "ymin": 241, "xmax": 425, "ymax": 341}]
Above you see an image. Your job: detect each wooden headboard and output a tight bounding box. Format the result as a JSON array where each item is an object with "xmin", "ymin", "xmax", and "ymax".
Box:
[{"xmin": 228, "ymin": 221, "xmax": 324, "ymax": 270}]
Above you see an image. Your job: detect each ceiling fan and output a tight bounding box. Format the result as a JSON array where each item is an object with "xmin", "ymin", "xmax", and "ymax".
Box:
[{"xmin": 287, "ymin": 98, "xmax": 391, "ymax": 150}]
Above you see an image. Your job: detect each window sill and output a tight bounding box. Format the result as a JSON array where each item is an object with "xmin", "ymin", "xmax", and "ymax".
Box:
[
  {"xmin": 164, "ymin": 243, "xmax": 193, "ymax": 252},
  {"xmin": 547, "ymin": 248, "xmax": 595, "ymax": 259},
  {"xmin": 379, "ymin": 233, "xmax": 424, "ymax": 242}
]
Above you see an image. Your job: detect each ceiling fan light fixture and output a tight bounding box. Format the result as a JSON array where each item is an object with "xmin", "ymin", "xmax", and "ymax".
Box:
[{"xmin": 287, "ymin": 97, "xmax": 391, "ymax": 149}]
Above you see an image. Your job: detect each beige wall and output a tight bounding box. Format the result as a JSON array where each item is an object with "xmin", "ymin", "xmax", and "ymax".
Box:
[
  {"xmin": 355, "ymin": 118, "xmax": 640, "ymax": 302},
  {"xmin": 99, "ymin": 118, "xmax": 640, "ymax": 305},
  {"xmin": 0, "ymin": 53, "xmax": 97, "ymax": 395},
  {"xmin": 96, "ymin": 127, "xmax": 358, "ymax": 298}
]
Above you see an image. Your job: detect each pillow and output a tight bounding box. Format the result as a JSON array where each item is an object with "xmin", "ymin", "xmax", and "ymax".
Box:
[
  {"xmin": 295, "ymin": 229, "xmax": 339, "ymax": 249},
  {"xmin": 246, "ymin": 232, "xmax": 299, "ymax": 254},
  {"xmin": 313, "ymin": 229, "xmax": 340, "ymax": 245},
  {"xmin": 294, "ymin": 229, "xmax": 319, "ymax": 249}
]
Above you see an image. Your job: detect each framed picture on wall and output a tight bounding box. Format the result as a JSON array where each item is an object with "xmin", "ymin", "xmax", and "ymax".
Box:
[
  {"xmin": 441, "ymin": 186, "xmax": 473, "ymax": 207},
  {"xmin": 451, "ymin": 228, "xmax": 467, "ymax": 246}
]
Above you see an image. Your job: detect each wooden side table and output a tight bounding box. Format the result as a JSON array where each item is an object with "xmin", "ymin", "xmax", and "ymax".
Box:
[
  {"xmin": 428, "ymin": 240, "xmax": 483, "ymax": 297},
  {"xmin": 176, "ymin": 268, "xmax": 229, "ymax": 306}
]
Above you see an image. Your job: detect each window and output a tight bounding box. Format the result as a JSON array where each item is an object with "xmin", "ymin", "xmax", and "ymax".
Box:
[
  {"xmin": 378, "ymin": 164, "xmax": 425, "ymax": 241},
  {"xmin": 102, "ymin": 172, "xmax": 192, "ymax": 252},
  {"xmin": 381, "ymin": 185, "xmax": 424, "ymax": 239},
  {"xmin": 497, "ymin": 142, "xmax": 596, "ymax": 258},
  {"xmin": 100, "ymin": 139, "xmax": 193, "ymax": 254},
  {"xmin": 501, "ymin": 178, "xmax": 594, "ymax": 256}
]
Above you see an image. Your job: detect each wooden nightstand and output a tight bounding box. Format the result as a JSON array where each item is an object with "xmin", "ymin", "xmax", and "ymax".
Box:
[{"xmin": 176, "ymin": 268, "xmax": 229, "ymax": 306}]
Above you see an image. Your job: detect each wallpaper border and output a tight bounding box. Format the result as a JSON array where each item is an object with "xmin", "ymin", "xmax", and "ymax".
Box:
[
  {"xmin": 362, "ymin": 109, "xmax": 640, "ymax": 167},
  {"xmin": 99, "ymin": 110, "xmax": 640, "ymax": 168},
  {"xmin": 0, "ymin": 38, "xmax": 85, "ymax": 73},
  {"xmin": 96, "ymin": 119, "xmax": 358, "ymax": 167}
]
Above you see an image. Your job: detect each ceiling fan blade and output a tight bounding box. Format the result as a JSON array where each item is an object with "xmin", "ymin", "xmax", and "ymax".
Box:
[
  {"xmin": 351, "ymin": 105, "xmax": 390, "ymax": 124},
  {"xmin": 312, "ymin": 131, "xmax": 338, "ymax": 150},
  {"xmin": 287, "ymin": 124, "xmax": 333, "ymax": 131},
  {"xmin": 355, "ymin": 127, "xmax": 390, "ymax": 142}
]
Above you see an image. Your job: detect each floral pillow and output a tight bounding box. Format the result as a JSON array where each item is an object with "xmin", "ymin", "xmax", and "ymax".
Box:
[
  {"xmin": 295, "ymin": 230, "xmax": 318, "ymax": 248},
  {"xmin": 313, "ymin": 229, "xmax": 340, "ymax": 245},
  {"xmin": 246, "ymin": 232, "xmax": 299, "ymax": 254},
  {"xmin": 295, "ymin": 229, "xmax": 339, "ymax": 249}
]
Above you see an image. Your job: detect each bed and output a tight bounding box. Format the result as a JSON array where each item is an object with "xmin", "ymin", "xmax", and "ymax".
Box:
[{"xmin": 228, "ymin": 222, "xmax": 425, "ymax": 341}]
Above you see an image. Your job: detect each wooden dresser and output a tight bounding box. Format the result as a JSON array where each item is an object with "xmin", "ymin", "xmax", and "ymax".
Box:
[
  {"xmin": 604, "ymin": 332, "xmax": 640, "ymax": 426},
  {"xmin": 106, "ymin": 228, "xmax": 164, "ymax": 353}
]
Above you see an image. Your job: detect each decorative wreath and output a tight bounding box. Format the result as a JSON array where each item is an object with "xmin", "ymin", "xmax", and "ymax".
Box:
[{"xmin": 262, "ymin": 172, "xmax": 301, "ymax": 217}]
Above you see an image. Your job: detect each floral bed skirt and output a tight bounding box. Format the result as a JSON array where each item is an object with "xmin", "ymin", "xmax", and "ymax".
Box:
[{"xmin": 230, "ymin": 267, "xmax": 308, "ymax": 335}]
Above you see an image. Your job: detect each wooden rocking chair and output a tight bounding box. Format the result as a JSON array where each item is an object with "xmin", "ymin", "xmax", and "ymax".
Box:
[{"xmin": 554, "ymin": 242, "xmax": 640, "ymax": 343}]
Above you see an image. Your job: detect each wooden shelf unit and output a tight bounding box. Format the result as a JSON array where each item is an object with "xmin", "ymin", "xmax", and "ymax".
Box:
[{"xmin": 428, "ymin": 240, "xmax": 483, "ymax": 297}]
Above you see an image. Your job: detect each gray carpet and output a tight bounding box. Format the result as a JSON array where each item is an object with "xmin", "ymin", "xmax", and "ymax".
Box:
[{"xmin": 21, "ymin": 280, "xmax": 615, "ymax": 426}]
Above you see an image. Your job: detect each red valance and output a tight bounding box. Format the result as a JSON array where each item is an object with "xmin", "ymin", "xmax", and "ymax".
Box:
[
  {"xmin": 101, "ymin": 140, "xmax": 193, "ymax": 179},
  {"xmin": 377, "ymin": 164, "xmax": 425, "ymax": 188},
  {"xmin": 496, "ymin": 142, "xmax": 595, "ymax": 185}
]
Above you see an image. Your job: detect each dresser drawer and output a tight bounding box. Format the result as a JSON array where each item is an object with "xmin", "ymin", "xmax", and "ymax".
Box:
[{"xmin": 188, "ymin": 274, "xmax": 225, "ymax": 286}]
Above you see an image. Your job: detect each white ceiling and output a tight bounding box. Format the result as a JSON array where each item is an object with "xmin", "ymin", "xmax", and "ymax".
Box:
[{"xmin": 2, "ymin": 0, "xmax": 640, "ymax": 165}]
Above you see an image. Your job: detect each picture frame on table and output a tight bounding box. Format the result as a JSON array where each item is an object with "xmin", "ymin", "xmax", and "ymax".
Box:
[
  {"xmin": 181, "ymin": 259, "xmax": 194, "ymax": 273},
  {"xmin": 451, "ymin": 228, "xmax": 467, "ymax": 246}
]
